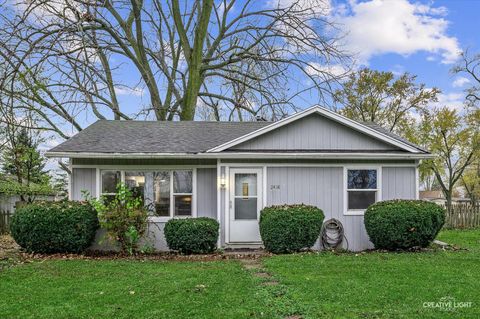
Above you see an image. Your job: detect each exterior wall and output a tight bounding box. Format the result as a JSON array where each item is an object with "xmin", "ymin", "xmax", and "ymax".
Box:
[
  {"xmin": 71, "ymin": 168, "xmax": 96, "ymax": 200},
  {"xmin": 266, "ymin": 166, "xmax": 369, "ymax": 250},
  {"xmin": 219, "ymin": 163, "xmax": 418, "ymax": 252},
  {"xmin": 71, "ymin": 160, "xmax": 417, "ymax": 252},
  {"xmin": 382, "ymin": 167, "xmax": 416, "ymax": 200},
  {"xmin": 232, "ymin": 114, "xmax": 399, "ymax": 151},
  {"xmin": 71, "ymin": 166, "xmax": 217, "ymax": 252},
  {"xmin": 196, "ymin": 168, "xmax": 217, "ymax": 218}
]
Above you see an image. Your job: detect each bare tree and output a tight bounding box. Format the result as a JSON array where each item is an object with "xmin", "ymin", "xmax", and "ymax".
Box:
[
  {"xmin": 452, "ymin": 50, "xmax": 480, "ymax": 108},
  {"xmin": 0, "ymin": 0, "xmax": 348, "ymax": 138}
]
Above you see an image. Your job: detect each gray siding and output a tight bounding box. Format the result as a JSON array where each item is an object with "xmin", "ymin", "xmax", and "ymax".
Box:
[
  {"xmin": 265, "ymin": 167, "xmax": 374, "ymax": 250},
  {"xmin": 382, "ymin": 167, "xmax": 416, "ymax": 200},
  {"xmin": 72, "ymin": 158, "xmax": 216, "ymax": 166},
  {"xmin": 71, "ymin": 168, "xmax": 96, "ymax": 200},
  {"xmin": 233, "ymin": 114, "xmax": 399, "ymax": 151},
  {"xmin": 196, "ymin": 168, "xmax": 217, "ymax": 218}
]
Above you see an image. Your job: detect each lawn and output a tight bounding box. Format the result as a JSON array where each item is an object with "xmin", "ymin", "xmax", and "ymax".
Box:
[
  {"xmin": 0, "ymin": 229, "xmax": 479, "ymax": 319},
  {"xmin": 263, "ymin": 228, "xmax": 480, "ymax": 319}
]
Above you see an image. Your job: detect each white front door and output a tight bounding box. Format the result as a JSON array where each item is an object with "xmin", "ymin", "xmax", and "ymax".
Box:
[{"xmin": 228, "ymin": 168, "xmax": 263, "ymax": 243}]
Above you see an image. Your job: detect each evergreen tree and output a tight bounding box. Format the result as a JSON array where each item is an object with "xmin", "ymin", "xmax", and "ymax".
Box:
[{"xmin": 2, "ymin": 128, "xmax": 50, "ymax": 201}]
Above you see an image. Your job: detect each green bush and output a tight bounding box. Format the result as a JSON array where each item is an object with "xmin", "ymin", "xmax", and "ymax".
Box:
[
  {"xmin": 164, "ymin": 217, "xmax": 219, "ymax": 254},
  {"xmin": 10, "ymin": 201, "xmax": 99, "ymax": 253},
  {"xmin": 364, "ymin": 200, "xmax": 445, "ymax": 250},
  {"xmin": 87, "ymin": 183, "xmax": 148, "ymax": 255},
  {"xmin": 259, "ymin": 204, "xmax": 325, "ymax": 254}
]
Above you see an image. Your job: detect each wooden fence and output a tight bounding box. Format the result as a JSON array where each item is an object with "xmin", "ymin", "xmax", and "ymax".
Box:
[
  {"xmin": 444, "ymin": 202, "xmax": 480, "ymax": 229},
  {"xmin": 0, "ymin": 210, "xmax": 12, "ymax": 234}
]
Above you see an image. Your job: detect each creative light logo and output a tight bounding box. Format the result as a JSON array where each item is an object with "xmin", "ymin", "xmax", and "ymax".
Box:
[{"xmin": 423, "ymin": 296, "xmax": 473, "ymax": 312}]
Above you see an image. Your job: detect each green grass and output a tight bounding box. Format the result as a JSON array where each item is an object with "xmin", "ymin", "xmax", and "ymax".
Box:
[
  {"xmin": 0, "ymin": 260, "xmax": 268, "ymax": 319},
  {"xmin": 263, "ymin": 229, "xmax": 480, "ymax": 319},
  {"xmin": 1, "ymin": 229, "xmax": 479, "ymax": 318}
]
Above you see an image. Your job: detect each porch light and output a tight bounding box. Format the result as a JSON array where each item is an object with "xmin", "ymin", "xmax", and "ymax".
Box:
[{"xmin": 220, "ymin": 173, "xmax": 226, "ymax": 188}]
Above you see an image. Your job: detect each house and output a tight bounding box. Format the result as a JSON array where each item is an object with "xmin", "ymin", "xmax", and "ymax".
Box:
[{"xmin": 46, "ymin": 106, "xmax": 432, "ymax": 251}]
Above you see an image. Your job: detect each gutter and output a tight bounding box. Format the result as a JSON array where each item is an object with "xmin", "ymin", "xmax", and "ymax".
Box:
[{"xmin": 45, "ymin": 151, "xmax": 434, "ymax": 160}]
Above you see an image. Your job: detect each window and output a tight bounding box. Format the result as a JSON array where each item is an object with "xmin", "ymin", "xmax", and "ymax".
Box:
[
  {"xmin": 346, "ymin": 169, "xmax": 379, "ymax": 213},
  {"xmin": 153, "ymin": 171, "xmax": 170, "ymax": 217},
  {"xmin": 100, "ymin": 169, "xmax": 194, "ymax": 218},
  {"xmin": 173, "ymin": 171, "xmax": 193, "ymax": 216},
  {"xmin": 125, "ymin": 171, "xmax": 146, "ymax": 205},
  {"xmin": 101, "ymin": 170, "xmax": 121, "ymax": 203}
]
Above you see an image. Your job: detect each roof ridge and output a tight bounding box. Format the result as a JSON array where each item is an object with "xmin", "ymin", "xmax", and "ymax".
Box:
[{"xmin": 96, "ymin": 119, "xmax": 273, "ymax": 123}]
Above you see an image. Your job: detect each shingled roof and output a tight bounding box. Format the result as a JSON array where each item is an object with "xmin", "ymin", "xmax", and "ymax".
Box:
[
  {"xmin": 361, "ymin": 122, "xmax": 428, "ymax": 153},
  {"xmin": 48, "ymin": 120, "xmax": 272, "ymax": 154},
  {"xmin": 48, "ymin": 106, "xmax": 428, "ymax": 156}
]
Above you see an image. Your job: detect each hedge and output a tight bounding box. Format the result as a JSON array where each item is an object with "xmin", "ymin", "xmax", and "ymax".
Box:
[
  {"xmin": 259, "ymin": 204, "xmax": 324, "ymax": 253},
  {"xmin": 364, "ymin": 200, "xmax": 445, "ymax": 250},
  {"xmin": 164, "ymin": 217, "xmax": 219, "ymax": 254},
  {"xmin": 10, "ymin": 201, "xmax": 99, "ymax": 253}
]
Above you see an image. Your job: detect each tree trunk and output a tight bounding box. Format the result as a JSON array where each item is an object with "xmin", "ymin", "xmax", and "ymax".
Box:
[
  {"xmin": 445, "ymin": 189, "xmax": 453, "ymax": 215},
  {"xmin": 177, "ymin": 0, "xmax": 214, "ymax": 121}
]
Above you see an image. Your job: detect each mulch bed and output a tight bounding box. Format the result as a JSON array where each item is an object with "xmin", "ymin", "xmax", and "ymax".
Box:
[
  {"xmin": 0, "ymin": 234, "xmax": 272, "ymax": 263},
  {"xmin": 19, "ymin": 250, "xmax": 272, "ymax": 262}
]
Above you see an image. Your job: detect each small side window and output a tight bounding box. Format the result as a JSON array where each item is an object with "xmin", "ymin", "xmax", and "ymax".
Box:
[{"xmin": 346, "ymin": 169, "xmax": 378, "ymax": 211}]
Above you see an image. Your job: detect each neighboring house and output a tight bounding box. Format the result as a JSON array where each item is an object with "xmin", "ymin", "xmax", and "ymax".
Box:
[
  {"xmin": 46, "ymin": 106, "xmax": 432, "ymax": 251},
  {"xmin": 420, "ymin": 190, "xmax": 469, "ymax": 205}
]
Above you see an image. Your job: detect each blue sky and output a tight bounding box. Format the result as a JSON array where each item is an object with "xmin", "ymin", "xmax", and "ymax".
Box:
[
  {"xmin": 333, "ymin": 0, "xmax": 479, "ymax": 111},
  {"xmin": 109, "ymin": 0, "xmax": 480, "ymax": 119},
  {"xmin": 36, "ymin": 0, "xmax": 479, "ymax": 170}
]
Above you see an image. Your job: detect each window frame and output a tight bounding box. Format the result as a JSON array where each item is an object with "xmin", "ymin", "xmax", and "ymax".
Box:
[
  {"xmin": 99, "ymin": 168, "xmax": 197, "ymax": 222},
  {"xmin": 343, "ymin": 166, "xmax": 382, "ymax": 216},
  {"xmin": 100, "ymin": 170, "xmax": 122, "ymax": 197}
]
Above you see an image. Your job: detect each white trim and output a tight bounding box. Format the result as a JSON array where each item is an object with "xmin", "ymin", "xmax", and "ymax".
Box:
[
  {"xmin": 343, "ymin": 166, "xmax": 382, "ymax": 216},
  {"xmin": 227, "ymin": 167, "xmax": 264, "ymax": 244},
  {"xmin": 97, "ymin": 168, "xmax": 196, "ymax": 220},
  {"xmin": 95, "ymin": 168, "xmax": 100, "ymax": 198},
  {"xmin": 224, "ymin": 166, "xmax": 230, "ymax": 244},
  {"xmin": 68, "ymin": 160, "xmax": 72, "ymax": 200},
  {"xmin": 71, "ymin": 164, "xmax": 216, "ymax": 169},
  {"xmin": 206, "ymin": 106, "xmax": 423, "ymax": 153},
  {"xmin": 192, "ymin": 168, "xmax": 198, "ymax": 217},
  {"xmin": 71, "ymin": 159, "xmax": 418, "ymax": 171},
  {"xmin": 220, "ymin": 163, "xmax": 417, "ymax": 168},
  {"xmin": 262, "ymin": 165, "xmax": 267, "ymax": 207},
  {"xmin": 47, "ymin": 152, "xmax": 433, "ymax": 160},
  {"xmin": 415, "ymin": 160, "xmax": 420, "ymax": 200},
  {"xmin": 216, "ymin": 159, "xmax": 221, "ymax": 247}
]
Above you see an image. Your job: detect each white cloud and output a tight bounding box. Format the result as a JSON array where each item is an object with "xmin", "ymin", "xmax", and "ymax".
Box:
[
  {"xmin": 114, "ymin": 86, "xmax": 144, "ymax": 97},
  {"xmin": 452, "ymin": 76, "xmax": 471, "ymax": 88},
  {"xmin": 433, "ymin": 92, "xmax": 465, "ymax": 111},
  {"xmin": 268, "ymin": 0, "xmax": 332, "ymax": 17},
  {"xmin": 305, "ymin": 62, "xmax": 350, "ymax": 78},
  {"xmin": 333, "ymin": 0, "xmax": 461, "ymax": 64}
]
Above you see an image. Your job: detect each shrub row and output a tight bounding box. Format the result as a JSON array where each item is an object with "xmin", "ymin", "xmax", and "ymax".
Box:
[
  {"xmin": 10, "ymin": 201, "xmax": 99, "ymax": 253},
  {"xmin": 259, "ymin": 204, "xmax": 324, "ymax": 253},
  {"xmin": 10, "ymin": 199, "xmax": 444, "ymax": 255},
  {"xmin": 164, "ymin": 217, "xmax": 219, "ymax": 254},
  {"xmin": 364, "ymin": 200, "xmax": 445, "ymax": 250}
]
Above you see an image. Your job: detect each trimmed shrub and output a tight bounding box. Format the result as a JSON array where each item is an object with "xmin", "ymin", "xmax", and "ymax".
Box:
[
  {"xmin": 259, "ymin": 204, "xmax": 325, "ymax": 254},
  {"xmin": 164, "ymin": 217, "xmax": 219, "ymax": 254},
  {"xmin": 364, "ymin": 200, "xmax": 445, "ymax": 250},
  {"xmin": 10, "ymin": 201, "xmax": 99, "ymax": 253}
]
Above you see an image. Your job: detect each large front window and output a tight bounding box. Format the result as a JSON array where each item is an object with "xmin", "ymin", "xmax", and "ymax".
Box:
[
  {"xmin": 346, "ymin": 169, "xmax": 378, "ymax": 213},
  {"xmin": 101, "ymin": 169, "xmax": 194, "ymax": 218}
]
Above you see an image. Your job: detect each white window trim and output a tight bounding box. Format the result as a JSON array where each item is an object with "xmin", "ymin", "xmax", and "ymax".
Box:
[
  {"xmin": 98, "ymin": 168, "xmax": 197, "ymax": 222},
  {"xmin": 343, "ymin": 166, "xmax": 382, "ymax": 216}
]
